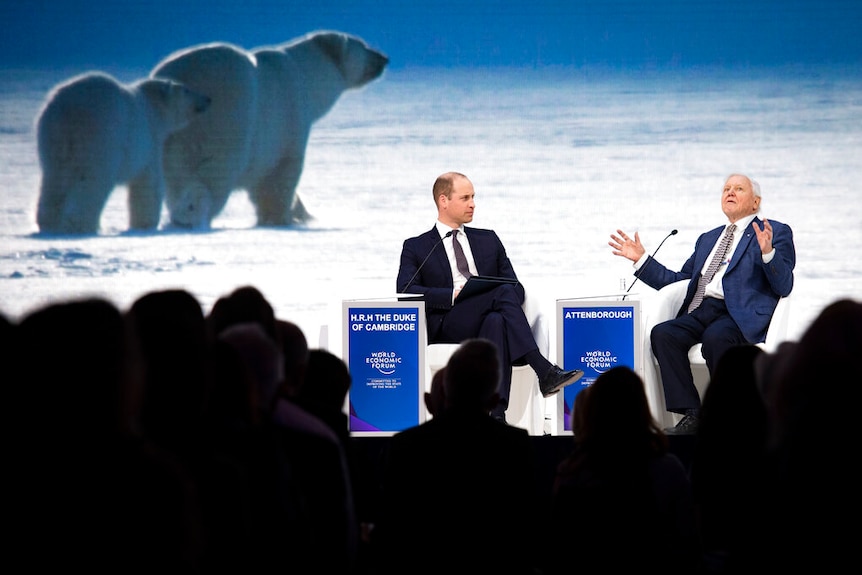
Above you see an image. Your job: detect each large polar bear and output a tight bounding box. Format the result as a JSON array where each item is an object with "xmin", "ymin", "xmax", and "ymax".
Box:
[
  {"xmin": 150, "ymin": 30, "xmax": 388, "ymax": 228},
  {"xmin": 36, "ymin": 72, "xmax": 211, "ymax": 234}
]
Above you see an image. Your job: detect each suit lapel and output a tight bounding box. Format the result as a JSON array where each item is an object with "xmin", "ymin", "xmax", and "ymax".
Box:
[
  {"xmin": 726, "ymin": 217, "xmax": 758, "ymax": 274},
  {"xmin": 427, "ymin": 228, "xmax": 453, "ymax": 286}
]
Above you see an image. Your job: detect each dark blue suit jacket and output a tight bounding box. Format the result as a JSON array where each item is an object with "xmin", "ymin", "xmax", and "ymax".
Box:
[
  {"xmin": 635, "ymin": 217, "xmax": 795, "ymax": 343},
  {"xmin": 396, "ymin": 226, "xmax": 526, "ymax": 339}
]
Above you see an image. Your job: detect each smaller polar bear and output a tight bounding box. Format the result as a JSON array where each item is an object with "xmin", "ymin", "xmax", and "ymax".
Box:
[
  {"xmin": 150, "ymin": 30, "xmax": 389, "ymax": 228},
  {"xmin": 35, "ymin": 72, "xmax": 210, "ymax": 234}
]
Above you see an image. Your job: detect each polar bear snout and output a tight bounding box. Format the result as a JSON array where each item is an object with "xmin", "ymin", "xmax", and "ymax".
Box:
[
  {"xmin": 343, "ymin": 37, "xmax": 389, "ymax": 86},
  {"xmin": 364, "ymin": 50, "xmax": 389, "ymax": 82}
]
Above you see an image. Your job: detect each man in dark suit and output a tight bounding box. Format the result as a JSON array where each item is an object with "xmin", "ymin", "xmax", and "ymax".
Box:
[
  {"xmin": 373, "ymin": 338, "xmax": 542, "ymax": 574},
  {"xmin": 609, "ymin": 173, "xmax": 795, "ymax": 434},
  {"xmin": 396, "ymin": 171, "xmax": 582, "ymax": 422}
]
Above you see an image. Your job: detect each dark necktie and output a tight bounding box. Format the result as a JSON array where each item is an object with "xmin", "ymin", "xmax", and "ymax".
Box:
[
  {"xmin": 688, "ymin": 223, "xmax": 736, "ymax": 313},
  {"xmin": 452, "ymin": 229, "xmax": 472, "ymax": 278}
]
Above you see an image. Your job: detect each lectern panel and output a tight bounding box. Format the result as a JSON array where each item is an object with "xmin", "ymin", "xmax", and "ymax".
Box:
[
  {"xmin": 555, "ymin": 298, "xmax": 642, "ymax": 434},
  {"xmin": 343, "ymin": 299, "xmax": 427, "ymax": 436}
]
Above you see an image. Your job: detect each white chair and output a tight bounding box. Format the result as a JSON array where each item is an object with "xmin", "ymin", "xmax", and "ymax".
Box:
[
  {"xmin": 426, "ymin": 290, "xmax": 548, "ymax": 435},
  {"xmin": 641, "ymin": 280, "xmax": 792, "ymax": 427}
]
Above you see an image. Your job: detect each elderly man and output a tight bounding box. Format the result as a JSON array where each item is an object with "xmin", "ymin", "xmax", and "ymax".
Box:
[{"xmin": 609, "ymin": 173, "xmax": 795, "ymax": 434}]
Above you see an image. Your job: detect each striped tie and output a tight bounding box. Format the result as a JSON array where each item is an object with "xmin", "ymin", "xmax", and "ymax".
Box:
[
  {"xmin": 688, "ymin": 224, "xmax": 736, "ymax": 313},
  {"xmin": 452, "ymin": 229, "xmax": 472, "ymax": 278}
]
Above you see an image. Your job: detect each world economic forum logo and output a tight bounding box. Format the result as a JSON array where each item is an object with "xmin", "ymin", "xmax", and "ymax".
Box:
[
  {"xmin": 366, "ymin": 351, "xmax": 403, "ymax": 375},
  {"xmin": 581, "ymin": 349, "xmax": 620, "ymax": 374}
]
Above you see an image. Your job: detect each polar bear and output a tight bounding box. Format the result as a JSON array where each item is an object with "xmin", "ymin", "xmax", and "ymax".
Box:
[
  {"xmin": 35, "ymin": 72, "xmax": 211, "ymax": 234},
  {"xmin": 150, "ymin": 30, "xmax": 388, "ymax": 228}
]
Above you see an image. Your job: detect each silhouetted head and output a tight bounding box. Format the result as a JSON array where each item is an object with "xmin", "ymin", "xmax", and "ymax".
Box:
[
  {"xmin": 569, "ymin": 384, "xmax": 592, "ymax": 439},
  {"xmin": 300, "ymin": 348, "xmax": 351, "ymax": 410},
  {"xmin": 425, "ymin": 366, "xmax": 448, "ymax": 418},
  {"xmin": 698, "ymin": 344, "xmax": 767, "ymax": 446},
  {"xmin": 218, "ymin": 322, "xmax": 284, "ymax": 417},
  {"xmin": 127, "ymin": 289, "xmax": 212, "ymax": 444},
  {"xmin": 275, "ymin": 318, "xmax": 310, "ymax": 399},
  {"xmin": 444, "ymin": 338, "xmax": 501, "ymax": 414},
  {"xmin": 208, "ymin": 285, "xmax": 277, "ymax": 342},
  {"xmin": 766, "ymin": 298, "xmax": 862, "ymax": 451},
  {"xmin": 17, "ymin": 297, "xmax": 132, "ymax": 436},
  {"xmin": 577, "ymin": 365, "xmax": 666, "ymax": 457}
]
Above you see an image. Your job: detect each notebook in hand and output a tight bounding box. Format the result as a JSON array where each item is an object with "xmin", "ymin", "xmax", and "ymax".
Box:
[{"xmin": 456, "ymin": 275, "xmax": 520, "ymax": 301}]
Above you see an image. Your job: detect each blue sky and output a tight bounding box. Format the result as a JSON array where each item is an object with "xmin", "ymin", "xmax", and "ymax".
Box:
[{"xmin": 1, "ymin": 0, "xmax": 860, "ymax": 71}]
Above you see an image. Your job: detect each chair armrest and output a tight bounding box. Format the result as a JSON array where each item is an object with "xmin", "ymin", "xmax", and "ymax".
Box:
[
  {"xmin": 762, "ymin": 295, "xmax": 792, "ymax": 353},
  {"xmin": 641, "ymin": 280, "xmax": 688, "ymax": 426},
  {"xmin": 522, "ymin": 289, "xmax": 549, "ymax": 357},
  {"xmin": 642, "ymin": 280, "xmax": 687, "ymax": 330}
]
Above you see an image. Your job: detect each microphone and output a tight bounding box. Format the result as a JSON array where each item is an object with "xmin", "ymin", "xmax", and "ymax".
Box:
[
  {"xmin": 401, "ymin": 230, "xmax": 454, "ymax": 293},
  {"xmin": 622, "ymin": 229, "xmax": 677, "ymax": 301}
]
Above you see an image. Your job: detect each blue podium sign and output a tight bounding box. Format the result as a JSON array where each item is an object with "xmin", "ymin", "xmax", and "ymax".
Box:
[
  {"xmin": 343, "ymin": 299, "xmax": 426, "ymax": 436},
  {"xmin": 555, "ymin": 298, "xmax": 642, "ymax": 434}
]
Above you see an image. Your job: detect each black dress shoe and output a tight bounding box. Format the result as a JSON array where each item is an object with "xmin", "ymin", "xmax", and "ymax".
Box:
[
  {"xmin": 539, "ymin": 366, "xmax": 584, "ymax": 397},
  {"xmin": 664, "ymin": 413, "xmax": 699, "ymax": 435}
]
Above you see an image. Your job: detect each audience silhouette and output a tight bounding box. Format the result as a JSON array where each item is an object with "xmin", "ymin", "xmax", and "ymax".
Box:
[
  {"xmin": 424, "ymin": 366, "xmax": 448, "ymax": 418},
  {"xmin": 546, "ymin": 365, "xmax": 701, "ymax": 575},
  {"xmin": 207, "ymin": 284, "xmax": 278, "ymax": 343},
  {"xmin": 216, "ymin": 310, "xmax": 358, "ymax": 573},
  {"xmin": 11, "ymin": 284, "xmax": 856, "ymax": 575},
  {"xmin": 689, "ymin": 344, "xmax": 768, "ymax": 574},
  {"xmin": 296, "ymin": 348, "xmax": 353, "ymax": 436},
  {"xmin": 295, "ymin": 347, "xmax": 384, "ymax": 571},
  {"xmin": 374, "ymin": 338, "xmax": 541, "ymax": 575},
  {"xmin": 569, "ymin": 384, "xmax": 591, "ymax": 439},
  {"xmin": 128, "ymin": 289, "xmax": 255, "ymax": 574},
  {"xmin": 733, "ymin": 298, "xmax": 862, "ymax": 573},
  {"xmin": 11, "ymin": 297, "xmax": 205, "ymax": 573},
  {"xmin": 274, "ymin": 318, "xmax": 311, "ymax": 401}
]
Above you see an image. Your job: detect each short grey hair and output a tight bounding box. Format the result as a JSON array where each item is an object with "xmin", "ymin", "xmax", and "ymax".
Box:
[
  {"xmin": 747, "ymin": 176, "xmax": 761, "ymax": 213},
  {"xmin": 727, "ymin": 173, "xmax": 761, "ymax": 210},
  {"xmin": 750, "ymin": 177, "xmax": 761, "ymax": 198}
]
